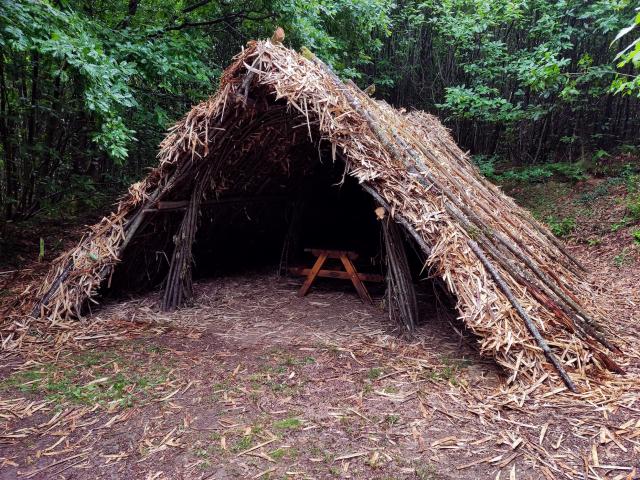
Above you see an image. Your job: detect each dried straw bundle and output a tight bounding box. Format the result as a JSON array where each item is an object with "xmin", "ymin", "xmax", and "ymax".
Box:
[{"xmin": 3, "ymin": 39, "xmax": 624, "ymax": 393}]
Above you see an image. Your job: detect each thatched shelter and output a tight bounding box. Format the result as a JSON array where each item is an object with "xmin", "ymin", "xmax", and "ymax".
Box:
[{"xmin": 5, "ymin": 38, "xmax": 623, "ymax": 392}]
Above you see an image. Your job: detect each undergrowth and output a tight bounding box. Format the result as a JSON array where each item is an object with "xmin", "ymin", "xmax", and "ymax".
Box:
[
  {"xmin": 0, "ymin": 348, "xmax": 171, "ymax": 407},
  {"xmin": 473, "ymin": 157, "xmax": 589, "ymax": 184},
  {"xmin": 481, "ymin": 153, "xmax": 640, "ymax": 249}
]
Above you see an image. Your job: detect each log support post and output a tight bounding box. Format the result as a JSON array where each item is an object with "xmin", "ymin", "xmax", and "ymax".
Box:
[
  {"xmin": 381, "ymin": 209, "xmax": 419, "ymax": 333},
  {"xmin": 161, "ymin": 170, "xmax": 210, "ymax": 311}
]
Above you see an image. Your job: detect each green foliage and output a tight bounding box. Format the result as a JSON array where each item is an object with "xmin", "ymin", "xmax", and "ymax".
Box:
[
  {"xmin": 385, "ymin": 414, "xmax": 400, "ymax": 426},
  {"xmin": 0, "ymin": 0, "xmax": 395, "ymax": 222},
  {"xmin": 426, "ymin": 0, "xmax": 632, "ymax": 125},
  {"xmin": 0, "ymin": 0, "xmax": 638, "ymax": 227},
  {"xmin": 627, "ymin": 194, "xmax": 640, "ymax": 220},
  {"xmin": 272, "ymin": 417, "xmax": 302, "ymax": 430},
  {"xmin": 1, "ymin": 356, "xmax": 169, "ymax": 407},
  {"xmin": 613, "ymin": 247, "xmax": 632, "ymax": 267},
  {"xmin": 370, "ymin": 0, "xmax": 639, "ymax": 166},
  {"xmin": 425, "ymin": 357, "xmax": 470, "ymax": 385},
  {"xmin": 546, "ymin": 216, "xmax": 576, "ymax": 237},
  {"xmin": 415, "ymin": 463, "xmax": 439, "ymax": 480},
  {"xmin": 279, "ymin": 0, "xmax": 393, "ymax": 77},
  {"xmin": 1, "ymin": 1, "xmax": 183, "ymax": 162},
  {"xmin": 625, "ymin": 172, "xmax": 640, "ymax": 192},
  {"xmin": 632, "ymin": 228, "xmax": 640, "ymax": 244},
  {"xmin": 578, "ymin": 182, "xmax": 611, "ymax": 204},
  {"xmin": 38, "ymin": 237, "xmax": 44, "ymax": 262},
  {"xmin": 231, "ymin": 435, "xmax": 253, "ymax": 453},
  {"xmin": 441, "ymin": 85, "xmax": 522, "ymax": 124},
  {"xmin": 494, "ymin": 162, "xmax": 587, "ymax": 184},
  {"xmin": 367, "ymin": 367, "xmax": 383, "ymax": 380},
  {"xmin": 610, "ymin": 217, "xmax": 631, "ymax": 232},
  {"xmin": 269, "ymin": 448, "xmax": 287, "ymax": 460},
  {"xmin": 621, "ymin": 168, "xmax": 640, "ymax": 220},
  {"xmin": 611, "ymin": 9, "xmax": 640, "ymax": 95},
  {"xmin": 472, "ymin": 155, "xmax": 498, "ymax": 179},
  {"xmin": 499, "ymin": 166, "xmax": 554, "ymax": 183}
]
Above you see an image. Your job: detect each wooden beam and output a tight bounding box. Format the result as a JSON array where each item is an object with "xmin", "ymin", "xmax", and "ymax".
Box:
[
  {"xmin": 304, "ymin": 248, "xmax": 359, "ymax": 260},
  {"xmin": 289, "ymin": 267, "xmax": 383, "ymax": 283},
  {"xmin": 144, "ymin": 195, "xmax": 288, "ymax": 213}
]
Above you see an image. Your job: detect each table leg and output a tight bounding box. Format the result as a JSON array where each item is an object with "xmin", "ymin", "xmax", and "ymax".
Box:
[
  {"xmin": 297, "ymin": 253, "xmax": 328, "ymax": 297},
  {"xmin": 340, "ymin": 254, "xmax": 373, "ymax": 304}
]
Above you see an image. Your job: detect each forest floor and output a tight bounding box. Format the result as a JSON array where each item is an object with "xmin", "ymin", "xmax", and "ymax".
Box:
[{"xmin": 0, "ymin": 177, "xmax": 639, "ymax": 480}]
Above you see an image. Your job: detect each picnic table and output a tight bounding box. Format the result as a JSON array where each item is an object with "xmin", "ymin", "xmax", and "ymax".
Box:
[{"xmin": 289, "ymin": 248, "xmax": 383, "ymax": 304}]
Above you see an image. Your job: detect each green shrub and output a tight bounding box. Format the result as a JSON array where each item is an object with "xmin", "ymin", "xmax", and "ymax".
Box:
[
  {"xmin": 499, "ymin": 166, "xmax": 554, "ymax": 183},
  {"xmin": 472, "ymin": 155, "xmax": 499, "ymax": 179},
  {"xmin": 578, "ymin": 182, "xmax": 610, "ymax": 204},
  {"xmin": 546, "ymin": 216, "xmax": 576, "ymax": 237},
  {"xmin": 622, "ymin": 170, "xmax": 640, "ymax": 192},
  {"xmin": 611, "ymin": 218, "xmax": 631, "ymax": 232},
  {"xmin": 495, "ymin": 162, "xmax": 587, "ymax": 184},
  {"xmin": 627, "ymin": 194, "xmax": 640, "ymax": 221},
  {"xmin": 547, "ymin": 162, "xmax": 588, "ymax": 183},
  {"xmin": 620, "ymin": 144, "xmax": 639, "ymax": 155},
  {"xmin": 632, "ymin": 229, "xmax": 640, "ymax": 245},
  {"xmin": 613, "ymin": 248, "xmax": 631, "ymax": 268}
]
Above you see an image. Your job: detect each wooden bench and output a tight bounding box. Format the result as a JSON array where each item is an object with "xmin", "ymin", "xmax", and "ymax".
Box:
[{"xmin": 290, "ymin": 248, "xmax": 383, "ymax": 304}]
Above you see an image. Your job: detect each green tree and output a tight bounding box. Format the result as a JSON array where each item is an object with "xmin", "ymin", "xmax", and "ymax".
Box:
[
  {"xmin": 611, "ymin": 7, "xmax": 640, "ymax": 95},
  {"xmin": 0, "ymin": 0, "xmax": 392, "ymax": 222}
]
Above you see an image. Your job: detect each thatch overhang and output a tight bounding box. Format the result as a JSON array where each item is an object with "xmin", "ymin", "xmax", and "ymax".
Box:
[{"xmin": 4, "ymin": 39, "xmax": 624, "ymax": 392}]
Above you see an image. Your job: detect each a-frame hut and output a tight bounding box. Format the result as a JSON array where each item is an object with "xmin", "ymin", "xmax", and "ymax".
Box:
[{"xmin": 8, "ymin": 38, "xmax": 623, "ymax": 392}]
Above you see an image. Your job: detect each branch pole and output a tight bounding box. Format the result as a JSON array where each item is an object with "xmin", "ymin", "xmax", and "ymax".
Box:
[
  {"xmin": 467, "ymin": 239, "xmax": 578, "ymax": 392},
  {"xmin": 381, "ymin": 212, "xmax": 419, "ymax": 333},
  {"xmin": 444, "ymin": 202, "xmax": 618, "ymax": 354}
]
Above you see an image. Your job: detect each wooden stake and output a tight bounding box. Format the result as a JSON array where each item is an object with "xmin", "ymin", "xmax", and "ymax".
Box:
[{"xmin": 467, "ymin": 239, "xmax": 578, "ymax": 393}]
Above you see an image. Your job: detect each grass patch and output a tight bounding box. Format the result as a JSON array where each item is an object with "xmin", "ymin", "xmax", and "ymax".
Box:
[
  {"xmin": 193, "ymin": 447, "xmax": 209, "ymax": 458},
  {"xmin": 614, "ymin": 247, "xmax": 634, "ymax": 267},
  {"xmin": 367, "ymin": 367, "xmax": 383, "ymax": 380},
  {"xmin": 577, "ymin": 181, "xmax": 611, "ymax": 204},
  {"xmin": 627, "ymin": 194, "xmax": 640, "ymax": 221},
  {"xmin": 489, "ymin": 162, "xmax": 588, "ymax": 185},
  {"xmin": 506, "ymin": 181, "xmax": 571, "ymax": 221},
  {"xmin": 231, "ymin": 435, "xmax": 253, "ymax": 453},
  {"xmin": 385, "ymin": 414, "xmax": 400, "ymax": 426},
  {"xmin": 270, "ymin": 448, "xmax": 287, "ymax": 460},
  {"xmin": 611, "ymin": 217, "xmax": 632, "ymax": 232},
  {"xmin": 415, "ymin": 463, "xmax": 439, "ymax": 480},
  {"xmin": 426, "ymin": 357, "xmax": 471, "ymax": 386},
  {"xmin": 0, "ymin": 349, "xmax": 170, "ymax": 407},
  {"xmin": 281, "ymin": 355, "xmax": 316, "ymax": 367},
  {"xmin": 273, "ymin": 417, "xmax": 302, "ymax": 430}
]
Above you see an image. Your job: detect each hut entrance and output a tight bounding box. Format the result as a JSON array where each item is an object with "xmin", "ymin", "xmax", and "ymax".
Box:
[
  {"xmin": 106, "ymin": 126, "xmax": 456, "ymax": 333},
  {"xmin": 102, "ymin": 89, "xmax": 457, "ymax": 334}
]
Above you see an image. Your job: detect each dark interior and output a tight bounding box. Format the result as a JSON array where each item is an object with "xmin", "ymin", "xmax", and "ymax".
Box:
[
  {"xmin": 191, "ymin": 151, "xmax": 381, "ymax": 278},
  {"xmin": 108, "ymin": 136, "xmax": 384, "ymax": 294}
]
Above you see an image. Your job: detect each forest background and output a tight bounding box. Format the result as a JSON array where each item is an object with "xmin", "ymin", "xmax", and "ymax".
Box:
[{"xmin": 1, "ymin": 0, "xmax": 639, "ymax": 247}]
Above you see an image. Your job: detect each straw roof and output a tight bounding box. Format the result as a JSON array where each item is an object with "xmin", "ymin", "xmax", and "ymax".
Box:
[{"xmin": 3, "ymin": 39, "xmax": 623, "ymax": 392}]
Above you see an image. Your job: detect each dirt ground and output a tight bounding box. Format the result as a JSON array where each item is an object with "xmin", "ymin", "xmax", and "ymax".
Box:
[
  {"xmin": 1, "ymin": 178, "xmax": 639, "ymax": 479},
  {"xmin": 1, "ymin": 261, "xmax": 639, "ymax": 479}
]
